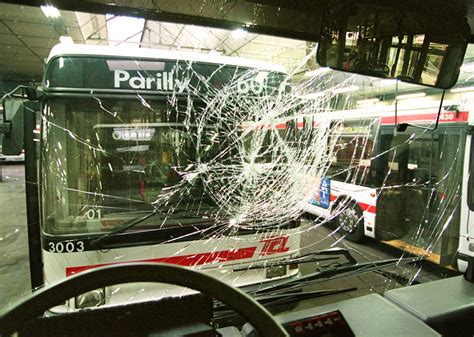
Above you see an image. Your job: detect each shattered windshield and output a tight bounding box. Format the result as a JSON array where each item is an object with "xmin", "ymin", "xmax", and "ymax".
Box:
[{"xmin": 1, "ymin": 1, "xmax": 473, "ymax": 334}]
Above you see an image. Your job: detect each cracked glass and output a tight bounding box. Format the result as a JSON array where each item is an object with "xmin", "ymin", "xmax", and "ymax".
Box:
[{"xmin": 0, "ymin": 1, "xmax": 473, "ymax": 334}]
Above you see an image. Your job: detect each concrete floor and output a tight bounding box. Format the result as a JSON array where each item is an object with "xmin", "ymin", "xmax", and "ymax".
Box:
[{"xmin": 0, "ymin": 164, "xmax": 31, "ymax": 308}]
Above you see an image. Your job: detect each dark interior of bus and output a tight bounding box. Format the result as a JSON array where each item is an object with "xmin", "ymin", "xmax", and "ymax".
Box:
[{"xmin": 1, "ymin": 0, "xmax": 474, "ymax": 336}]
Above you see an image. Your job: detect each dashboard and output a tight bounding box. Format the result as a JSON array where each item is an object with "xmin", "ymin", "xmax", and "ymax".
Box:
[{"xmin": 2, "ymin": 263, "xmax": 473, "ymax": 337}]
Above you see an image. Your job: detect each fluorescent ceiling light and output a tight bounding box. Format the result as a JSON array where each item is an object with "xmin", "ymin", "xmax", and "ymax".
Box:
[
  {"xmin": 333, "ymin": 85, "xmax": 359, "ymax": 94},
  {"xmin": 59, "ymin": 36, "xmax": 74, "ymax": 44},
  {"xmin": 106, "ymin": 14, "xmax": 145, "ymax": 47},
  {"xmin": 450, "ymin": 86, "xmax": 474, "ymax": 93},
  {"xmin": 357, "ymin": 98, "xmax": 380, "ymax": 105},
  {"xmin": 231, "ymin": 28, "xmax": 247, "ymax": 39},
  {"xmin": 41, "ymin": 5, "xmax": 61, "ymax": 18},
  {"xmin": 396, "ymin": 92, "xmax": 426, "ymax": 100}
]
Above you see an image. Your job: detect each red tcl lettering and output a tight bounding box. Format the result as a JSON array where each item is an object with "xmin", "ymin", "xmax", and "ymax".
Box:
[{"xmin": 259, "ymin": 236, "xmax": 290, "ymax": 256}]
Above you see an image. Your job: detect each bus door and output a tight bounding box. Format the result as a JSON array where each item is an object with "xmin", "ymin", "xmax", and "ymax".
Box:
[
  {"xmin": 375, "ymin": 125, "xmax": 465, "ymax": 266},
  {"xmin": 460, "ymin": 131, "xmax": 474, "ymax": 272}
]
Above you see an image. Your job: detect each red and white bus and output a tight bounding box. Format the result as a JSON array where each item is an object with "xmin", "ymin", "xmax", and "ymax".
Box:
[
  {"xmin": 303, "ymin": 90, "xmax": 474, "ymax": 270},
  {"xmin": 4, "ymin": 43, "xmax": 302, "ymax": 310}
]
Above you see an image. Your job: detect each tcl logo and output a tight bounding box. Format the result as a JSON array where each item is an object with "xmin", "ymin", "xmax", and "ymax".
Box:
[{"xmin": 259, "ymin": 236, "xmax": 290, "ymax": 256}]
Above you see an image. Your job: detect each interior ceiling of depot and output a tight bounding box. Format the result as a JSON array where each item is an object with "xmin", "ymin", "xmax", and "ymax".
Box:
[
  {"xmin": 3, "ymin": 3, "xmax": 472, "ymax": 114},
  {"xmin": 0, "ymin": 1, "xmax": 320, "ymax": 82},
  {"xmin": 1, "ymin": 0, "xmax": 474, "ymax": 85}
]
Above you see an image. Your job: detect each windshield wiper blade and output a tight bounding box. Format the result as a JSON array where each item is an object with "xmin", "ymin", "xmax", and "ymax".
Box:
[
  {"xmin": 90, "ymin": 209, "xmax": 161, "ymax": 248},
  {"xmin": 93, "ymin": 180, "xmax": 213, "ymax": 242},
  {"xmin": 214, "ymin": 287, "xmax": 357, "ymax": 317},
  {"xmin": 255, "ymin": 287, "xmax": 357, "ymax": 307},
  {"xmin": 90, "ymin": 205, "xmax": 217, "ymax": 248},
  {"xmin": 234, "ymin": 247, "xmax": 357, "ymax": 272},
  {"xmin": 235, "ymin": 256, "xmax": 340, "ymax": 271},
  {"xmin": 246, "ymin": 256, "xmax": 422, "ymax": 297},
  {"xmin": 373, "ymin": 269, "xmax": 421, "ymax": 286}
]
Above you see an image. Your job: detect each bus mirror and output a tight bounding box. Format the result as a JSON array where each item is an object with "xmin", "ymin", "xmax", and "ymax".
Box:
[
  {"xmin": 2, "ymin": 97, "xmax": 25, "ymax": 156},
  {"xmin": 316, "ymin": 1, "xmax": 469, "ymax": 88},
  {"xmin": 24, "ymin": 87, "xmax": 37, "ymax": 101},
  {"xmin": 1, "ymin": 85, "xmax": 37, "ymax": 155}
]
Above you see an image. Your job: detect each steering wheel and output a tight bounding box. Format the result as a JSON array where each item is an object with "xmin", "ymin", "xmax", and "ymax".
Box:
[{"xmin": 0, "ymin": 263, "xmax": 288, "ymax": 336}]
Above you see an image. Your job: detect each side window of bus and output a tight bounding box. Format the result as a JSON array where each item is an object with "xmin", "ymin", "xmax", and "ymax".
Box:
[
  {"xmin": 328, "ymin": 135, "xmax": 374, "ymax": 185},
  {"xmin": 380, "ymin": 129, "xmax": 465, "ymax": 189},
  {"xmin": 380, "ymin": 132, "xmax": 437, "ymax": 186},
  {"xmin": 328, "ymin": 121, "xmax": 376, "ymax": 185}
]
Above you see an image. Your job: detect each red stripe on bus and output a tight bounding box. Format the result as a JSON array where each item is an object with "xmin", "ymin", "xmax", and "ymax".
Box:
[
  {"xmin": 329, "ymin": 195, "xmax": 375, "ymax": 214},
  {"xmin": 276, "ymin": 122, "xmax": 305, "ymax": 129},
  {"xmin": 381, "ymin": 111, "xmax": 468, "ymax": 125},
  {"xmin": 358, "ymin": 202, "xmax": 376, "ymax": 214},
  {"xmin": 65, "ymin": 246, "xmax": 257, "ymax": 277}
]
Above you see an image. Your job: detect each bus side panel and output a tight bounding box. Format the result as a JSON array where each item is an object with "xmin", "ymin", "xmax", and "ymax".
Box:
[
  {"xmin": 331, "ymin": 181, "xmax": 377, "ymax": 238},
  {"xmin": 304, "ymin": 179, "xmax": 377, "ymax": 238}
]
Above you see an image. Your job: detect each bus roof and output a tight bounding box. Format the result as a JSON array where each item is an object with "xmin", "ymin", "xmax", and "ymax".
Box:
[{"xmin": 46, "ymin": 43, "xmax": 286, "ymax": 73}]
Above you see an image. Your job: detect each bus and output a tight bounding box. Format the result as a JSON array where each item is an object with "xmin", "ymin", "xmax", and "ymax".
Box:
[
  {"xmin": 2, "ymin": 43, "xmax": 301, "ymax": 310},
  {"xmin": 303, "ymin": 88, "xmax": 473, "ymax": 270}
]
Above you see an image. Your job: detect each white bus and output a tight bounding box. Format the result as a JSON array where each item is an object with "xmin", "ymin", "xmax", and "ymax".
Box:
[
  {"xmin": 5, "ymin": 43, "xmax": 301, "ymax": 310},
  {"xmin": 303, "ymin": 88, "xmax": 474, "ymax": 270}
]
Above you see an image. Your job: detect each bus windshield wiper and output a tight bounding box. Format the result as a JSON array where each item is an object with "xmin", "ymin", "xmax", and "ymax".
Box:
[
  {"xmin": 89, "ymin": 179, "xmax": 217, "ymax": 248},
  {"xmin": 214, "ymin": 287, "xmax": 357, "ymax": 318},
  {"xmin": 215, "ymin": 256, "xmax": 421, "ymax": 321},
  {"xmin": 90, "ymin": 203, "xmax": 217, "ymax": 248},
  {"xmin": 233, "ymin": 247, "xmax": 358, "ymax": 272},
  {"xmin": 245, "ymin": 256, "xmax": 422, "ymax": 297},
  {"xmin": 90, "ymin": 209, "xmax": 162, "ymax": 248}
]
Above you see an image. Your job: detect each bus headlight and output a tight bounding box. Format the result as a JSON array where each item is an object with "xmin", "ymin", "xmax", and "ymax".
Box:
[{"xmin": 75, "ymin": 288, "xmax": 105, "ymax": 309}]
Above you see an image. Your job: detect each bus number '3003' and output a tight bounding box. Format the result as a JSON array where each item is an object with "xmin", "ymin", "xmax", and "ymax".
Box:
[{"xmin": 48, "ymin": 241, "xmax": 85, "ymax": 253}]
